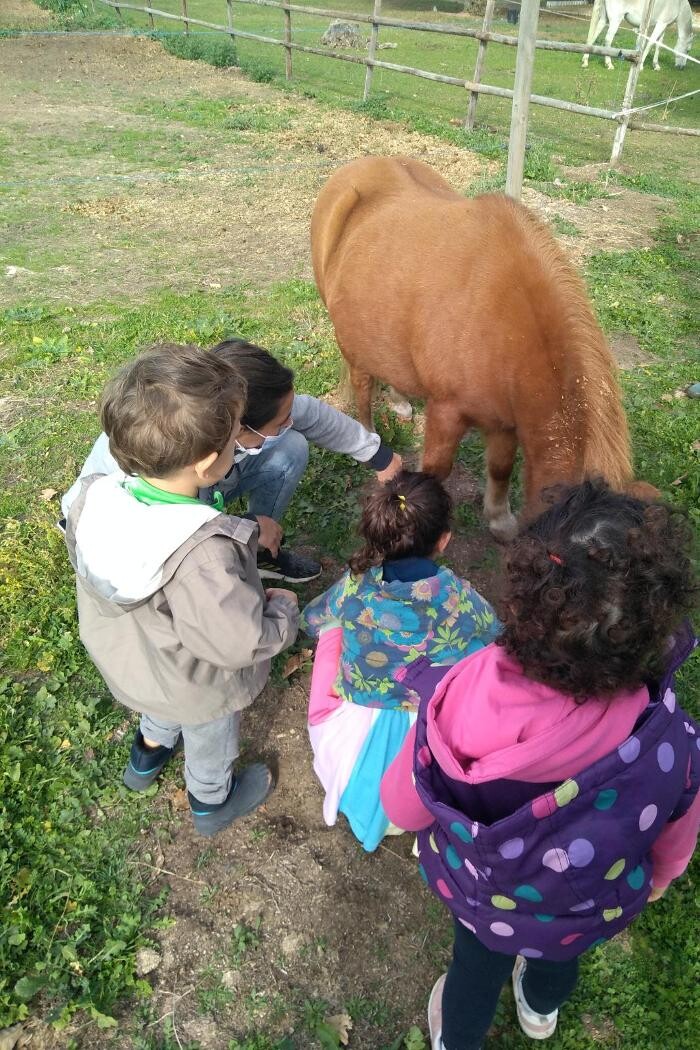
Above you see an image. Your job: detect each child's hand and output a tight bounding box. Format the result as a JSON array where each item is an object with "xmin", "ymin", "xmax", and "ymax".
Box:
[
  {"xmin": 265, "ymin": 587, "xmax": 299, "ymax": 606},
  {"xmin": 255, "ymin": 515, "xmax": 283, "ymax": 555},
  {"xmin": 648, "ymin": 885, "xmax": 666, "ymax": 902}
]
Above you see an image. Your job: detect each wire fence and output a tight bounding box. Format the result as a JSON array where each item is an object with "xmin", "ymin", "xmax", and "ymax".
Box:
[{"xmin": 91, "ymin": 0, "xmax": 699, "ymax": 190}]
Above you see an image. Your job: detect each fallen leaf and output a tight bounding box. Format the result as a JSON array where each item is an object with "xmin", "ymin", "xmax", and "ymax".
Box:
[
  {"xmin": 282, "ymin": 649, "xmax": 313, "ymax": 678},
  {"xmin": 670, "ymin": 473, "xmax": 688, "ymax": 486},
  {"xmin": 325, "ymin": 1013, "xmax": 353, "ymax": 1046},
  {"xmin": 171, "ymin": 788, "xmax": 189, "ymax": 812},
  {"xmin": 40, "ymin": 488, "xmax": 57, "ymax": 501}
]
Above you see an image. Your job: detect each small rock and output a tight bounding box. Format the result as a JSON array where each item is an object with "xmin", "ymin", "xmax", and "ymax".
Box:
[
  {"xmin": 4, "ymin": 266, "xmax": 34, "ymax": 278},
  {"xmin": 281, "ymin": 932, "xmax": 305, "ymax": 957},
  {"xmin": 377, "ymin": 42, "xmax": 398, "ymax": 50},
  {"xmin": 135, "ymin": 947, "xmax": 161, "ymax": 976},
  {"xmin": 221, "ymin": 969, "xmax": 238, "ymax": 990},
  {"xmin": 0, "ymin": 1025, "xmax": 24, "ymax": 1050},
  {"xmin": 320, "ymin": 21, "xmax": 363, "ymax": 49}
]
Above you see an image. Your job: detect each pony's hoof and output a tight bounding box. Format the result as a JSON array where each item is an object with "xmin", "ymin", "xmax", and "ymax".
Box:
[
  {"xmin": 487, "ymin": 512, "xmax": 518, "ymax": 543},
  {"xmin": 605, "ymin": 61, "xmax": 614, "ymax": 71}
]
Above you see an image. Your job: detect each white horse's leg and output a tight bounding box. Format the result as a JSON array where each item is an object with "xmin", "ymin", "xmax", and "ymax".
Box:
[
  {"xmin": 385, "ymin": 385, "xmax": 413, "ymax": 420},
  {"xmin": 640, "ymin": 20, "xmax": 669, "ymax": 71},
  {"xmin": 675, "ymin": 3, "xmax": 693, "ymax": 68},
  {"xmin": 653, "ymin": 32, "xmax": 663, "ymax": 71},
  {"xmin": 583, "ymin": 0, "xmax": 609, "ymax": 68},
  {"xmin": 603, "ymin": 14, "xmax": 625, "ymax": 69}
]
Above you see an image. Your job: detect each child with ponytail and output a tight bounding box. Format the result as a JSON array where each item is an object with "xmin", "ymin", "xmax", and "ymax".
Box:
[{"xmin": 302, "ymin": 470, "xmax": 499, "ymax": 851}]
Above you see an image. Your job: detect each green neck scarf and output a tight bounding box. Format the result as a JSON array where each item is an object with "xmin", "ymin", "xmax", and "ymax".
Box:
[{"xmin": 123, "ymin": 476, "xmax": 224, "ymax": 512}]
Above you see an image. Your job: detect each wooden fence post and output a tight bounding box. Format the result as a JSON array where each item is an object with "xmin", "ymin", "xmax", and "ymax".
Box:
[
  {"xmin": 363, "ymin": 0, "xmax": 383, "ymax": 102},
  {"xmin": 284, "ymin": 4, "xmax": 293, "ymax": 80},
  {"xmin": 148, "ymin": 8, "xmax": 154, "ymax": 30},
  {"xmin": 610, "ymin": 0, "xmax": 653, "ymax": 165},
  {"xmin": 465, "ymin": 0, "xmax": 496, "ymax": 130},
  {"xmin": 181, "ymin": 0, "xmax": 190, "ymax": 35},
  {"xmin": 226, "ymin": 0, "xmax": 234, "ymax": 39},
  {"xmin": 505, "ymin": 0, "xmax": 540, "ymax": 200}
]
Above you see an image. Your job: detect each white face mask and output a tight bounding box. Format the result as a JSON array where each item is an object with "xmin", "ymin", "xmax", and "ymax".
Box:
[{"xmin": 235, "ymin": 420, "xmax": 293, "ymax": 460}]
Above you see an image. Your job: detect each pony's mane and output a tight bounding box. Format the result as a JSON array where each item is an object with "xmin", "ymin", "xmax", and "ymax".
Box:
[{"xmin": 506, "ymin": 198, "xmax": 634, "ymax": 488}]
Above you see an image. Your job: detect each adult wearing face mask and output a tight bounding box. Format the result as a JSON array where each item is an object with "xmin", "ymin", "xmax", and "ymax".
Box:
[{"xmin": 61, "ymin": 338, "xmax": 402, "ymax": 584}]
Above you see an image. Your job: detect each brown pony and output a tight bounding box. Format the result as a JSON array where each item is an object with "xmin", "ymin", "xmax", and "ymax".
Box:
[{"xmin": 311, "ymin": 155, "xmax": 651, "ymax": 539}]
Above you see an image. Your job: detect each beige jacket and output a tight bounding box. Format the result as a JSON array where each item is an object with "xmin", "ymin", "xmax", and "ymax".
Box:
[{"xmin": 65, "ymin": 474, "xmax": 299, "ymax": 726}]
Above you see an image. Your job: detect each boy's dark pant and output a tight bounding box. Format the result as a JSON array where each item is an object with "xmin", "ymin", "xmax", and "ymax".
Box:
[{"xmin": 442, "ymin": 920, "xmax": 579, "ymax": 1050}]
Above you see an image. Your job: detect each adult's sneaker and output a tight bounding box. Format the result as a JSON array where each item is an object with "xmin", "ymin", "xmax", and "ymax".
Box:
[
  {"xmin": 123, "ymin": 730, "xmax": 176, "ymax": 791},
  {"xmin": 257, "ymin": 547, "xmax": 321, "ymax": 583},
  {"xmin": 511, "ymin": 956, "xmax": 559, "ymax": 1040},
  {"xmin": 189, "ymin": 763, "xmax": 274, "ymax": 837}
]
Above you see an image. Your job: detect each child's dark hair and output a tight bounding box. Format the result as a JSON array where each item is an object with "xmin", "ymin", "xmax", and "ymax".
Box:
[
  {"xmin": 211, "ymin": 339, "xmax": 294, "ymax": 430},
  {"xmin": 349, "ymin": 471, "xmax": 452, "ymax": 575},
  {"xmin": 498, "ymin": 478, "xmax": 697, "ymax": 700}
]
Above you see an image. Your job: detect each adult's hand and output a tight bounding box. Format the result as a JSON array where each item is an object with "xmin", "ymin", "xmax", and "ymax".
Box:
[
  {"xmin": 647, "ymin": 885, "xmax": 666, "ymax": 902},
  {"xmin": 376, "ymin": 452, "xmax": 403, "ymax": 484},
  {"xmin": 265, "ymin": 587, "xmax": 299, "ymax": 606},
  {"xmin": 256, "ymin": 515, "xmax": 283, "ymax": 556}
]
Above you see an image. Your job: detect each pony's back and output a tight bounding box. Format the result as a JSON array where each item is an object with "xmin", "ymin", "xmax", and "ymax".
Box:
[{"xmin": 311, "ymin": 156, "xmax": 634, "ymax": 511}]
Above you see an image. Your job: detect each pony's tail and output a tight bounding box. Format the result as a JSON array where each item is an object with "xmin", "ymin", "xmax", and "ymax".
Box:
[{"xmin": 577, "ymin": 337, "xmax": 634, "ymax": 490}]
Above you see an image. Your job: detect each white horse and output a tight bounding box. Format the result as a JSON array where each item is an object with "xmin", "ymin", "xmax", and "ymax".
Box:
[{"xmin": 582, "ymin": 0, "xmax": 694, "ymax": 70}]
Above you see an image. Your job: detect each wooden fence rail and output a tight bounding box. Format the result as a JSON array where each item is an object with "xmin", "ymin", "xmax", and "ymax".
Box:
[{"xmin": 97, "ymin": 0, "xmax": 699, "ymax": 193}]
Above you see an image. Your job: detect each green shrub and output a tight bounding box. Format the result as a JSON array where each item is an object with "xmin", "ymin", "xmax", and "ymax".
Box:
[{"xmin": 158, "ymin": 31, "xmax": 238, "ymax": 70}]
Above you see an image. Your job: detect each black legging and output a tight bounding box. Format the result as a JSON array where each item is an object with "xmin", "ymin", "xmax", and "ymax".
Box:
[{"xmin": 442, "ymin": 920, "xmax": 580, "ymax": 1050}]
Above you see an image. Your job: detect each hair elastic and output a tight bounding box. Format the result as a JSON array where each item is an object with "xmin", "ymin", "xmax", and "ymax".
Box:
[{"xmin": 548, "ymin": 552, "xmax": 564, "ymax": 566}]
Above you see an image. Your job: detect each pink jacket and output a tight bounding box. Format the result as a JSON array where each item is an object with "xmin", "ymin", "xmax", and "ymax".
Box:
[{"xmin": 381, "ymin": 644, "xmax": 700, "ymax": 890}]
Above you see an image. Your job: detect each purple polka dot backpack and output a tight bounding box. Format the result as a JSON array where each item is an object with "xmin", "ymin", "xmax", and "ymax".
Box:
[{"xmin": 413, "ymin": 621, "xmax": 699, "ymax": 961}]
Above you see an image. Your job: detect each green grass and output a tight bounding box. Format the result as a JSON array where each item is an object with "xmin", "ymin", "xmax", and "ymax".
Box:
[{"xmin": 97, "ymin": 1, "xmax": 699, "ymax": 177}]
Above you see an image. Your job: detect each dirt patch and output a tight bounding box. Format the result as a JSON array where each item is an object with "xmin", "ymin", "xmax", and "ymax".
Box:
[
  {"xmin": 1, "ymin": 0, "xmax": 51, "ymax": 28},
  {"xmin": 523, "ymin": 184, "xmax": 669, "ymax": 267},
  {"xmin": 0, "ymin": 32, "xmax": 670, "ymax": 306},
  {"xmin": 0, "ymin": 34, "xmax": 494, "ymax": 304},
  {"xmin": 609, "ymin": 331, "xmax": 656, "ymax": 369}
]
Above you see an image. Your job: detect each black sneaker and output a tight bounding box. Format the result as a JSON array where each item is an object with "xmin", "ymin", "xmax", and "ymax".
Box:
[
  {"xmin": 123, "ymin": 729, "xmax": 176, "ymax": 791},
  {"xmin": 189, "ymin": 763, "xmax": 274, "ymax": 837},
  {"xmin": 257, "ymin": 547, "xmax": 321, "ymax": 583}
]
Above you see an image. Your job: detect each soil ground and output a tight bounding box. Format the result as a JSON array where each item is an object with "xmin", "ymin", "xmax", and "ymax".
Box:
[{"xmin": 1, "ymin": 33, "xmax": 670, "ymax": 305}]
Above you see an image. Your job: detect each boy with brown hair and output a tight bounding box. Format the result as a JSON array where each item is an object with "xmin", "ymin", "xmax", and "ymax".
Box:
[{"xmin": 64, "ymin": 344, "xmax": 299, "ymax": 837}]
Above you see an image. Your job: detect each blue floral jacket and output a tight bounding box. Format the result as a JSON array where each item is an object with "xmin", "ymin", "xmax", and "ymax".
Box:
[{"xmin": 302, "ymin": 561, "xmax": 500, "ymax": 710}]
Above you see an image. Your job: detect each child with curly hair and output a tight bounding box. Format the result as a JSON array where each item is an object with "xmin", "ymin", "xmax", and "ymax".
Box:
[
  {"xmin": 302, "ymin": 470, "xmax": 499, "ymax": 851},
  {"xmin": 381, "ymin": 479, "xmax": 699, "ymax": 1048}
]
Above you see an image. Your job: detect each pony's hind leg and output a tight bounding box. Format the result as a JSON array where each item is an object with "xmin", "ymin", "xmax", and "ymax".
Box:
[
  {"xmin": 349, "ymin": 364, "xmax": 375, "ymax": 430},
  {"xmin": 421, "ymin": 399, "xmax": 468, "ymax": 480},
  {"xmin": 484, "ymin": 429, "xmax": 518, "ymax": 542}
]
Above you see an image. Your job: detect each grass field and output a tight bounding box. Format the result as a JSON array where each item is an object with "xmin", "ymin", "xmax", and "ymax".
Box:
[
  {"xmin": 1, "ymin": 2, "xmax": 699, "ymax": 1047},
  {"xmin": 88, "ymin": 0, "xmax": 700, "ymax": 175}
]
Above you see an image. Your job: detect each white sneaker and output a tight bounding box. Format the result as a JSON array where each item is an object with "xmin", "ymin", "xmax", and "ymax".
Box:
[
  {"xmin": 512, "ymin": 956, "xmax": 559, "ymax": 1040},
  {"xmin": 427, "ymin": 973, "xmax": 446, "ymax": 1050}
]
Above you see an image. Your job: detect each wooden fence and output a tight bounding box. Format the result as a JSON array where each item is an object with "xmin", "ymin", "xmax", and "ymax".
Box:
[{"xmin": 99, "ymin": 0, "xmax": 699, "ymax": 196}]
